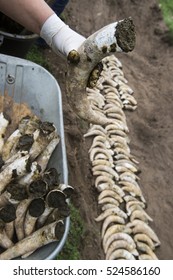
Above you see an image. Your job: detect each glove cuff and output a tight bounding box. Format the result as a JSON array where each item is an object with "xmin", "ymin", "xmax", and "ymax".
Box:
[{"xmin": 40, "ymin": 13, "xmax": 65, "ymax": 47}]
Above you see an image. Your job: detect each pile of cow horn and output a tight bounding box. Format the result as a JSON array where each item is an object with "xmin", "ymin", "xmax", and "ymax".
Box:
[
  {"xmin": 0, "ymin": 113, "xmax": 74, "ymax": 259},
  {"xmin": 84, "ymin": 54, "xmax": 160, "ymax": 260}
]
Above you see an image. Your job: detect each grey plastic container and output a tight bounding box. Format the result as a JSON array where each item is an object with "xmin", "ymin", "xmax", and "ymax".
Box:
[{"xmin": 0, "ymin": 54, "xmax": 69, "ymax": 260}]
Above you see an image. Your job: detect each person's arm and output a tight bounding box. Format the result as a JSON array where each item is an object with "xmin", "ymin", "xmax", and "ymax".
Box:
[
  {"xmin": 0, "ymin": 0, "xmax": 85, "ymax": 56},
  {"xmin": 0, "ymin": 0, "xmax": 53, "ymax": 34}
]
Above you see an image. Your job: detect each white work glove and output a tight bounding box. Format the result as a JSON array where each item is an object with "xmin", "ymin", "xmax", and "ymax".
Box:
[{"xmin": 40, "ymin": 13, "xmax": 85, "ymax": 56}]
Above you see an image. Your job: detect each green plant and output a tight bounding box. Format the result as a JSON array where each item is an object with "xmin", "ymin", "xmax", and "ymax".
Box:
[
  {"xmin": 57, "ymin": 204, "xmax": 84, "ymax": 260},
  {"xmin": 26, "ymin": 45, "xmax": 51, "ymax": 71},
  {"xmin": 159, "ymin": 0, "xmax": 173, "ymax": 34}
]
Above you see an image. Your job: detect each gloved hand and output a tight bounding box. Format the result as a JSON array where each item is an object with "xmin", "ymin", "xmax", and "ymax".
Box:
[{"xmin": 40, "ymin": 13, "xmax": 85, "ymax": 56}]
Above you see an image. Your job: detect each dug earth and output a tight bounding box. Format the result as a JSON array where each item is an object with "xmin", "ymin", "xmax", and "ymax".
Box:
[{"xmin": 44, "ymin": 0, "xmax": 173, "ymax": 260}]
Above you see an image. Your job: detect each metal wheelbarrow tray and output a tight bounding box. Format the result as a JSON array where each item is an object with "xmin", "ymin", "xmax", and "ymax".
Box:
[{"xmin": 0, "ymin": 54, "xmax": 69, "ymax": 260}]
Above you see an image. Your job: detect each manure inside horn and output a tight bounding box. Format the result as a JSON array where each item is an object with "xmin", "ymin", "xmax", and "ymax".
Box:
[
  {"xmin": 47, "ymin": 190, "xmax": 66, "ymax": 208},
  {"xmin": 42, "ymin": 168, "xmax": 60, "ymax": 188},
  {"xmin": 28, "ymin": 179, "xmax": 48, "ymax": 198},
  {"xmin": 0, "ymin": 204, "xmax": 16, "ymax": 222},
  {"xmin": 63, "ymin": 186, "xmax": 74, "ymax": 199},
  {"xmin": 28, "ymin": 198, "xmax": 45, "ymax": 217},
  {"xmin": 6, "ymin": 182, "xmax": 28, "ymax": 201},
  {"xmin": 115, "ymin": 17, "xmax": 136, "ymax": 52},
  {"xmin": 54, "ymin": 221, "xmax": 65, "ymax": 241},
  {"xmin": 40, "ymin": 122, "xmax": 55, "ymax": 135},
  {"xmin": 17, "ymin": 134, "xmax": 34, "ymax": 151}
]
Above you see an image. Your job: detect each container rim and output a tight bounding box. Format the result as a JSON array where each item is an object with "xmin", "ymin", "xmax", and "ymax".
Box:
[{"xmin": 0, "ymin": 29, "xmax": 38, "ymax": 40}]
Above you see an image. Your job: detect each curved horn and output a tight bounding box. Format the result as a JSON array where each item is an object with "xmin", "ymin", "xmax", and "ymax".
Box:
[{"xmin": 66, "ymin": 17, "xmax": 136, "ymax": 124}]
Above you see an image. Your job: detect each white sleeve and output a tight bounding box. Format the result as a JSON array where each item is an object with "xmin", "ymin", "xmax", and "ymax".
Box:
[{"xmin": 40, "ymin": 14, "xmax": 85, "ymax": 56}]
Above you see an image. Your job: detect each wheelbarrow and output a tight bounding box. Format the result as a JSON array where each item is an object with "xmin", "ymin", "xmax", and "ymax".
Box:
[{"xmin": 0, "ymin": 53, "xmax": 69, "ymax": 260}]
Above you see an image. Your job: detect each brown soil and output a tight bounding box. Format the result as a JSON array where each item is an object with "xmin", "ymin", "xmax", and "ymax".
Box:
[{"xmin": 43, "ymin": 0, "xmax": 173, "ymax": 260}]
